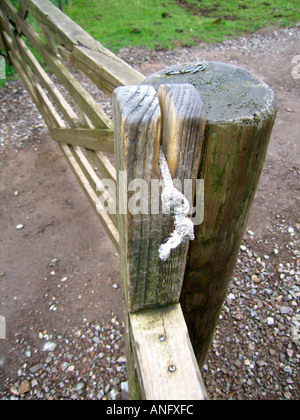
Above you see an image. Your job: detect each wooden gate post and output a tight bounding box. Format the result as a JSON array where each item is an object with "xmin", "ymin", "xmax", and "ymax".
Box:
[
  {"xmin": 113, "ymin": 84, "xmax": 206, "ymax": 399},
  {"xmin": 143, "ymin": 62, "xmax": 278, "ymax": 368}
]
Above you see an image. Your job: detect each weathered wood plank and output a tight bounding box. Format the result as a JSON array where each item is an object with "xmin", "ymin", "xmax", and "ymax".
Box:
[
  {"xmin": 49, "ymin": 128, "xmax": 114, "ymax": 153},
  {"xmin": 70, "ymin": 145, "xmax": 118, "ymax": 228},
  {"xmin": 143, "ymin": 62, "xmax": 279, "ymax": 367},
  {"xmin": 85, "ymin": 150, "xmax": 117, "ymax": 182},
  {"xmin": 20, "ymin": 0, "xmax": 144, "ymax": 95},
  {"xmin": 130, "ymin": 304, "xmax": 207, "ymax": 400},
  {"xmin": 114, "ymin": 84, "xmax": 204, "ymax": 313},
  {"xmin": 59, "ymin": 143, "xmax": 119, "ymax": 250},
  {"xmin": 114, "ymin": 85, "xmax": 162, "ymax": 312},
  {"xmin": 1, "ymin": 0, "xmax": 112, "ymax": 129},
  {"xmin": 157, "ymin": 84, "xmax": 205, "ymax": 180},
  {"xmin": 14, "ymin": 34, "xmax": 79, "ymax": 128}
]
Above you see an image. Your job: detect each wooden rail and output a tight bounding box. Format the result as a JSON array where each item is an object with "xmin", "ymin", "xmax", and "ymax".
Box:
[
  {"xmin": 0, "ymin": 0, "xmax": 208, "ymax": 400},
  {"xmin": 0, "ymin": 0, "xmax": 145, "ymax": 250},
  {"xmin": 0, "ymin": 0, "xmax": 278, "ymax": 400}
]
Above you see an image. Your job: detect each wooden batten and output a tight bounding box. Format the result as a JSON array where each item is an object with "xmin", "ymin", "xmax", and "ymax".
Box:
[
  {"xmin": 114, "ymin": 84, "xmax": 205, "ymax": 313},
  {"xmin": 49, "ymin": 128, "xmax": 115, "ymax": 154},
  {"xmin": 20, "ymin": 0, "xmax": 144, "ymax": 94},
  {"xmin": 143, "ymin": 62, "xmax": 278, "ymax": 367},
  {"xmin": 130, "ymin": 304, "xmax": 207, "ymax": 400}
]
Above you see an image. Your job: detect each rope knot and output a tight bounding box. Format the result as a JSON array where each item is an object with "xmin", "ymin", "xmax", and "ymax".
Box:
[{"xmin": 158, "ymin": 149, "xmax": 195, "ymax": 261}]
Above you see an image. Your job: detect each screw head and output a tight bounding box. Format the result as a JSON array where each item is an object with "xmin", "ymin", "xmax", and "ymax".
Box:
[{"xmin": 168, "ymin": 365, "xmax": 176, "ymax": 373}]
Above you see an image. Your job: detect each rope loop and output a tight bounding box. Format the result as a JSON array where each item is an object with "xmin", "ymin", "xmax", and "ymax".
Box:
[{"xmin": 158, "ymin": 149, "xmax": 195, "ymax": 261}]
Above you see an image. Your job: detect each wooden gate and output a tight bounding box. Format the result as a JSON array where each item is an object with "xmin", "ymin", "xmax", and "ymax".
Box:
[{"xmin": 0, "ymin": 0, "xmax": 278, "ymax": 400}]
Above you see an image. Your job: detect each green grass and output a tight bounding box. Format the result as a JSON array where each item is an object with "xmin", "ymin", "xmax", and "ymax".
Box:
[
  {"xmin": 0, "ymin": 0, "xmax": 299, "ymax": 87},
  {"xmin": 0, "ymin": 50, "xmax": 18, "ymax": 87},
  {"xmin": 64, "ymin": 0, "xmax": 300, "ymax": 52}
]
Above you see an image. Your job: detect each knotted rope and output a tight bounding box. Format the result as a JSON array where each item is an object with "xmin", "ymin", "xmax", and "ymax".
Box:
[{"xmin": 158, "ymin": 149, "xmax": 195, "ymax": 261}]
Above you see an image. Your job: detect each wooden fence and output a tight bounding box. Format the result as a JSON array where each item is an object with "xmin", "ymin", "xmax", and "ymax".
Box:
[{"xmin": 0, "ymin": 0, "xmax": 278, "ymax": 400}]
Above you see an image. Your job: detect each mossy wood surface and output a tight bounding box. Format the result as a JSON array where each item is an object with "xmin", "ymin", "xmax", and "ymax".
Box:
[{"xmin": 143, "ymin": 62, "xmax": 278, "ymax": 367}]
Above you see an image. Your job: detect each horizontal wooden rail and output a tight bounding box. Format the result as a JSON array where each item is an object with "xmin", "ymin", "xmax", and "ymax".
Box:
[
  {"xmin": 59, "ymin": 143, "xmax": 120, "ymax": 250},
  {"xmin": 0, "ymin": 0, "xmax": 133, "ymax": 250},
  {"xmin": 21, "ymin": 0, "xmax": 145, "ymax": 97},
  {"xmin": 49, "ymin": 128, "xmax": 115, "ymax": 153},
  {"xmin": 0, "ymin": 0, "xmax": 212, "ymax": 401},
  {"xmin": 130, "ymin": 304, "xmax": 207, "ymax": 400}
]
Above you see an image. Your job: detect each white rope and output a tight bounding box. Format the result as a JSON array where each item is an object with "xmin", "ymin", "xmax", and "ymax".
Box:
[{"xmin": 158, "ymin": 148, "xmax": 195, "ymax": 261}]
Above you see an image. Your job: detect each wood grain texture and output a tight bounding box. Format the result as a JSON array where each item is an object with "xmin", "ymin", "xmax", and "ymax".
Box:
[
  {"xmin": 143, "ymin": 62, "xmax": 278, "ymax": 367},
  {"xmin": 49, "ymin": 128, "xmax": 114, "ymax": 153},
  {"xmin": 59, "ymin": 143, "xmax": 119, "ymax": 250},
  {"xmin": 157, "ymin": 84, "xmax": 205, "ymax": 180},
  {"xmin": 114, "ymin": 84, "xmax": 204, "ymax": 313},
  {"xmin": 130, "ymin": 304, "xmax": 207, "ymax": 400},
  {"xmin": 20, "ymin": 0, "xmax": 144, "ymax": 96},
  {"xmin": 1, "ymin": 0, "xmax": 112, "ymax": 130}
]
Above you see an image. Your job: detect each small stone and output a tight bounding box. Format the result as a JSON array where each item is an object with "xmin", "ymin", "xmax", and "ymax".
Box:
[
  {"xmin": 61, "ymin": 362, "xmax": 69, "ymax": 372},
  {"xmin": 251, "ymin": 274, "xmax": 260, "ymax": 283},
  {"xmin": 16, "ymin": 224, "xmax": 24, "ymax": 230},
  {"xmin": 120, "ymin": 381, "xmax": 129, "ymax": 394},
  {"xmin": 112, "ymin": 283, "xmax": 119, "ymax": 289},
  {"xmin": 0, "ymin": 355, "xmax": 6, "ymax": 367},
  {"xmin": 109, "ymin": 388, "xmax": 119, "ymax": 400},
  {"xmin": 235, "ymin": 312, "xmax": 243, "ymax": 320},
  {"xmin": 61, "ymin": 277, "xmax": 68, "ymax": 282},
  {"xmin": 75, "ymin": 382, "xmax": 85, "ymax": 392},
  {"xmin": 10, "ymin": 387, "xmax": 19, "ymax": 396},
  {"xmin": 267, "ymin": 317, "xmax": 274, "ymax": 326},
  {"xmin": 234, "ymin": 359, "xmax": 242, "ymax": 368},
  {"xmin": 31, "ymin": 379, "xmax": 38, "ymax": 388},
  {"xmin": 288, "ymin": 227, "xmax": 294, "ymax": 234},
  {"xmin": 18, "ymin": 380, "xmax": 30, "ymax": 395},
  {"xmin": 117, "ymin": 356, "xmax": 126, "ymax": 364},
  {"xmin": 284, "ymin": 391, "xmax": 292, "ymax": 399},
  {"xmin": 29, "ymin": 363, "xmax": 44, "ymax": 374},
  {"xmin": 280, "ymin": 306, "xmax": 292, "ymax": 315},
  {"xmin": 283, "ymin": 366, "xmax": 293, "ymax": 375},
  {"xmin": 42, "ymin": 342, "xmax": 57, "ymax": 352},
  {"xmin": 240, "ymin": 245, "xmax": 247, "ymax": 252},
  {"xmin": 93, "ymin": 336, "xmax": 101, "ymax": 344}
]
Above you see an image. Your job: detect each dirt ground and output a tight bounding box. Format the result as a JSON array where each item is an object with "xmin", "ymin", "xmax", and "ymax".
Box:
[{"xmin": 0, "ymin": 25, "xmax": 299, "ymax": 399}]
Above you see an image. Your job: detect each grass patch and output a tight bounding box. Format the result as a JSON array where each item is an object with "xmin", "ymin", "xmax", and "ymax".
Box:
[
  {"xmin": 0, "ymin": 50, "xmax": 18, "ymax": 88},
  {"xmin": 64, "ymin": 0, "xmax": 300, "ymax": 52}
]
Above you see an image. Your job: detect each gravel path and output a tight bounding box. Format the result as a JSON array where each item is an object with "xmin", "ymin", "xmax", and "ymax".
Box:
[{"xmin": 0, "ymin": 25, "xmax": 299, "ymax": 400}]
